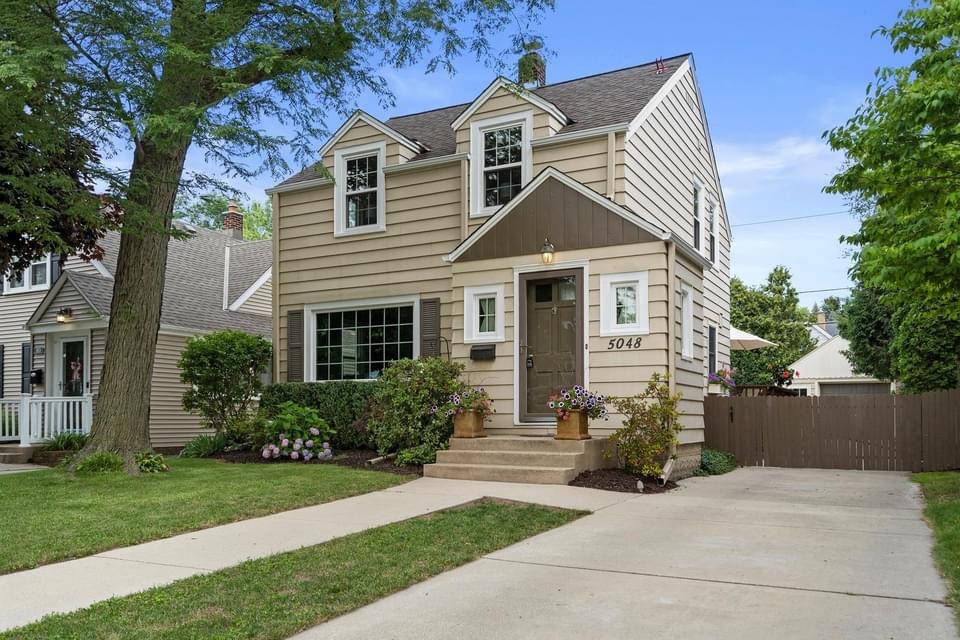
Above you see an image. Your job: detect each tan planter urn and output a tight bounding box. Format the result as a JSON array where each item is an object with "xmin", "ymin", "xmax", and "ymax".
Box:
[
  {"xmin": 554, "ymin": 409, "xmax": 591, "ymax": 440},
  {"xmin": 453, "ymin": 411, "xmax": 486, "ymax": 438}
]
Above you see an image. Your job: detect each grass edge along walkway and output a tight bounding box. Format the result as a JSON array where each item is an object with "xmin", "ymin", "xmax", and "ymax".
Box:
[
  {"xmin": 1, "ymin": 499, "xmax": 584, "ymax": 640},
  {"xmin": 0, "ymin": 458, "xmax": 408, "ymax": 575},
  {"xmin": 915, "ymin": 471, "xmax": 960, "ymax": 621}
]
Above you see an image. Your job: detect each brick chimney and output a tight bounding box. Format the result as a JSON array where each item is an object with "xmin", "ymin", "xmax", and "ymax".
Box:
[{"xmin": 223, "ymin": 202, "xmax": 243, "ymax": 239}]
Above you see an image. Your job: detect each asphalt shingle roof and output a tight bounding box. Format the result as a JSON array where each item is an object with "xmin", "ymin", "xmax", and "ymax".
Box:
[
  {"xmin": 275, "ymin": 54, "xmax": 691, "ymax": 188},
  {"xmin": 61, "ymin": 226, "xmax": 270, "ymax": 337}
]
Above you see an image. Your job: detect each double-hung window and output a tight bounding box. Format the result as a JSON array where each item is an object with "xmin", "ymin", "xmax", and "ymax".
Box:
[
  {"xmin": 306, "ymin": 297, "xmax": 419, "ymax": 381},
  {"xmin": 470, "ymin": 112, "xmax": 533, "ymax": 217},
  {"xmin": 463, "ymin": 284, "xmax": 505, "ymax": 343},
  {"xmin": 333, "ymin": 142, "xmax": 386, "ymax": 236},
  {"xmin": 599, "ymin": 272, "xmax": 649, "ymax": 336},
  {"xmin": 681, "ymin": 283, "xmax": 694, "ymax": 359},
  {"xmin": 708, "ymin": 325, "xmax": 718, "ymax": 375},
  {"xmin": 3, "ymin": 255, "xmax": 51, "ymax": 294}
]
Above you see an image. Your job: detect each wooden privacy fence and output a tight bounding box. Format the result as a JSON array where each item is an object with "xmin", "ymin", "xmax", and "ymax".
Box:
[{"xmin": 704, "ymin": 389, "xmax": 960, "ymax": 472}]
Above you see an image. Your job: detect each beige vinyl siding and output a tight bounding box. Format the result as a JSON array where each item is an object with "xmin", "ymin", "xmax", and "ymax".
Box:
[
  {"xmin": 0, "ymin": 290, "xmax": 45, "ymax": 397},
  {"xmin": 149, "ymin": 332, "xmax": 203, "ymax": 447},
  {"xmin": 320, "ymin": 122, "xmax": 409, "ymax": 172},
  {"xmin": 90, "ymin": 328, "xmax": 106, "ymax": 401},
  {"xmin": 276, "ymin": 155, "xmax": 463, "ymax": 381},
  {"xmin": 236, "ymin": 277, "xmax": 272, "ymax": 316},
  {"xmin": 624, "ymin": 66, "xmax": 731, "ymax": 385},
  {"xmin": 35, "ymin": 280, "xmax": 101, "ymax": 324},
  {"xmin": 673, "ymin": 254, "xmax": 705, "ymax": 444},
  {"xmin": 454, "ymin": 86, "xmax": 561, "ymax": 155},
  {"xmin": 532, "ymin": 134, "xmax": 624, "ymax": 200},
  {"xmin": 450, "ymin": 242, "xmax": 671, "ymax": 436}
]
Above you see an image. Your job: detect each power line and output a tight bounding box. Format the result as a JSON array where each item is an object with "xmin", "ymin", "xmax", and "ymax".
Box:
[
  {"xmin": 732, "ymin": 210, "xmax": 851, "ymax": 228},
  {"xmin": 796, "ymin": 287, "xmax": 852, "ymax": 294}
]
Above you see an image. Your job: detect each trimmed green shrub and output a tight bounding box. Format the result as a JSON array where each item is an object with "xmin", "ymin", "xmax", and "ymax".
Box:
[
  {"xmin": 178, "ymin": 330, "xmax": 272, "ymax": 433},
  {"xmin": 366, "ymin": 358, "xmax": 463, "ymax": 464},
  {"xmin": 74, "ymin": 451, "xmax": 123, "ymax": 474},
  {"xmin": 135, "ymin": 452, "xmax": 169, "ymax": 473},
  {"xmin": 694, "ymin": 448, "xmax": 737, "ymax": 476},
  {"xmin": 608, "ymin": 373, "xmax": 682, "ymax": 478},
  {"xmin": 260, "ymin": 381, "xmax": 376, "ymax": 450},
  {"xmin": 42, "ymin": 432, "xmax": 89, "ymax": 451}
]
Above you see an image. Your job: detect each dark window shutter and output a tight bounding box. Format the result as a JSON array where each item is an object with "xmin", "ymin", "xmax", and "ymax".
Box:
[
  {"xmin": 420, "ymin": 298, "xmax": 441, "ymax": 358},
  {"xmin": 51, "ymin": 254, "xmax": 63, "ymax": 283},
  {"xmin": 708, "ymin": 325, "xmax": 717, "ymax": 375},
  {"xmin": 287, "ymin": 310, "xmax": 304, "ymax": 382},
  {"xmin": 709, "ymin": 235, "xmax": 716, "ymax": 263},
  {"xmin": 21, "ymin": 342, "xmax": 32, "ymax": 394}
]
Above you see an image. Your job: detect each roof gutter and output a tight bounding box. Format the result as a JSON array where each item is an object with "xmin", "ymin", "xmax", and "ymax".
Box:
[{"xmin": 530, "ymin": 123, "xmax": 629, "ymax": 148}]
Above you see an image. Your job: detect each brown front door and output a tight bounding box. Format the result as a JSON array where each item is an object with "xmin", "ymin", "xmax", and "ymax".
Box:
[{"xmin": 520, "ymin": 269, "xmax": 583, "ymax": 421}]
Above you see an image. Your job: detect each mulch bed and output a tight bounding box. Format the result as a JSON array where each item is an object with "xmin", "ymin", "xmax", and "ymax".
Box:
[
  {"xmin": 214, "ymin": 449, "xmax": 422, "ymax": 477},
  {"xmin": 569, "ymin": 468, "xmax": 677, "ymax": 494}
]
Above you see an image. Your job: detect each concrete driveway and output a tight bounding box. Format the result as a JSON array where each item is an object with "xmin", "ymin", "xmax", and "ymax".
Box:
[{"xmin": 296, "ymin": 468, "xmax": 956, "ymax": 640}]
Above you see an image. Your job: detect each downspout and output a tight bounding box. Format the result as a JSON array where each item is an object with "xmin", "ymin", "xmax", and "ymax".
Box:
[
  {"xmin": 660, "ymin": 240, "xmax": 678, "ymax": 486},
  {"xmin": 271, "ymin": 191, "xmax": 281, "ymax": 383},
  {"xmin": 460, "ymin": 157, "xmax": 469, "ymax": 240}
]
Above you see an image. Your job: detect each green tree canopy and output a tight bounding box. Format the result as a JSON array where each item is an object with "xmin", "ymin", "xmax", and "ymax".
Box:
[
  {"xmin": 838, "ymin": 286, "xmax": 895, "ymax": 381},
  {"xmin": 825, "ymin": 0, "xmax": 960, "ymax": 317},
  {"xmin": 35, "ymin": 0, "xmax": 553, "ymax": 472},
  {"xmin": 0, "ymin": 4, "xmax": 116, "ymax": 276},
  {"xmin": 730, "ymin": 266, "xmax": 816, "ymax": 386},
  {"xmin": 174, "ymin": 193, "xmax": 272, "ymax": 239}
]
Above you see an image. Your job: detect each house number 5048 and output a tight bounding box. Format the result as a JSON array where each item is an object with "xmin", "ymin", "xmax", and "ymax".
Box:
[{"xmin": 607, "ymin": 337, "xmax": 642, "ymax": 350}]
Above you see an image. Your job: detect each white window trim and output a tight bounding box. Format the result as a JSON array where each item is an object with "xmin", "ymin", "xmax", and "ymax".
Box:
[
  {"xmin": 680, "ymin": 282, "xmax": 694, "ymax": 360},
  {"xmin": 463, "ymin": 284, "xmax": 505, "ymax": 343},
  {"xmin": 333, "ymin": 141, "xmax": 387, "ymax": 237},
  {"xmin": 470, "ymin": 111, "xmax": 533, "ymax": 218},
  {"xmin": 303, "ymin": 295, "xmax": 420, "ymax": 382},
  {"xmin": 692, "ymin": 178, "xmax": 705, "ymax": 252},
  {"xmin": 599, "ymin": 271, "xmax": 649, "ymax": 336},
  {"xmin": 4, "ymin": 255, "xmax": 52, "ymax": 294}
]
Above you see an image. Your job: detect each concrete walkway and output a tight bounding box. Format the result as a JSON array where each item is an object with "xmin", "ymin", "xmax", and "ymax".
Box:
[
  {"xmin": 0, "ymin": 476, "xmax": 632, "ymax": 631},
  {"xmin": 0, "ymin": 463, "xmax": 43, "ymax": 475},
  {"xmin": 296, "ymin": 468, "xmax": 957, "ymax": 640}
]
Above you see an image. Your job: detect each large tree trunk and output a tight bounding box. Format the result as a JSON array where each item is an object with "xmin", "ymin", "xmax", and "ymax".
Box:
[{"xmin": 71, "ymin": 138, "xmax": 190, "ymax": 473}]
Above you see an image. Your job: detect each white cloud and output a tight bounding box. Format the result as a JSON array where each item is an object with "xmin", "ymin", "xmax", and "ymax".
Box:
[{"xmin": 715, "ymin": 136, "xmax": 839, "ymax": 181}]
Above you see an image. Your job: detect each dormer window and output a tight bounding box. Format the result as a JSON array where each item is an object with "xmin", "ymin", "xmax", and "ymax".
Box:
[
  {"xmin": 4, "ymin": 255, "xmax": 51, "ymax": 294},
  {"xmin": 470, "ymin": 112, "xmax": 533, "ymax": 217},
  {"xmin": 334, "ymin": 141, "xmax": 386, "ymax": 237}
]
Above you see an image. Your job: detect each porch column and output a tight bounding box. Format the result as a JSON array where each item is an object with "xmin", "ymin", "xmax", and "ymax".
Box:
[
  {"xmin": 83, "ymin": 393, "xmax": 94, "ymax": 433},
  {"xmin": 18, "ymin": 394, "xmax": 30, "ymax": 447}
]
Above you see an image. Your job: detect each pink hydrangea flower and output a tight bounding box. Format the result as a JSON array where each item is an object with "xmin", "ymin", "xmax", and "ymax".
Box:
[
  {"xmin": 281, "ymin": 438, "xmax": 289, "ymax": 448},
  {"xmin": 261, "ymin": 449, "xmax": 270, "ymax": 459},
  {"xmin": 291, "ymin": 451, "xmax": 300, "ymax": 460},
  {"xmin": 309, "ymin": 427, "xmax": 320, "ymax": 436},
  {"xmin": 305, "ymin": 440, "xmax": 314, "ymax": 448},
  {"xmin": 293, "ymin": 442, "xmax": 301, "ymax": 451}
]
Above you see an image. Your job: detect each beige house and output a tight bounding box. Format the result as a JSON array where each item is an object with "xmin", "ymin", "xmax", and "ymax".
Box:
[
  {"xmin": 0, "ymin": 210, "xmax": 271, "ymax": 453},
  {"xmin": 268, "ymin": 54, "xmax": 731, "ymax": 478}
]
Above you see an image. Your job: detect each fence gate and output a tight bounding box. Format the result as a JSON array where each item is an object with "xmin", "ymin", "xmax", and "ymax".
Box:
[{"xmin": 704, "ymin": 389, "xmax": 960, "ymax": 472}]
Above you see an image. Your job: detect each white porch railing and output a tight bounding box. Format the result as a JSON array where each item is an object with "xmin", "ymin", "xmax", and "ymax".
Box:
[{"xmin": 0, "ymin": 396, "xmax": 93, "ymax": 446}]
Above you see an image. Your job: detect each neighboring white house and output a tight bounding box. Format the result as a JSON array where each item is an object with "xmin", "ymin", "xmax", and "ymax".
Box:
[{"xmin": 789, "ymin": 335, "xmax": 894, "ymax": 396}]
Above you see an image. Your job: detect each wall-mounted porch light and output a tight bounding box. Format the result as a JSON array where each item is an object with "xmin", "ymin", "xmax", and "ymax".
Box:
[
  {"xmin": 540, "ymin": 238, "xmax": 555, "ymax": 265},
  {"xmin": 56, "ymin": 307, "xmax": 73, "ymax": 324}
]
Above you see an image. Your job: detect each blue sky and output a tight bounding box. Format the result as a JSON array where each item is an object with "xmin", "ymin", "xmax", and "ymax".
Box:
[{"xmin": 183, "ymin": 0, "xmax": 908, "ymax": 309}]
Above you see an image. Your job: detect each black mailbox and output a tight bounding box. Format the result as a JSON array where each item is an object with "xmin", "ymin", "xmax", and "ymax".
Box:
[
  {"xmin": 30, "ymin": 368, "xmax": 44, "ymax": 386},
  {"xmin": 469, "ymin": 344, "xmax": 496, "ymax": 361}
]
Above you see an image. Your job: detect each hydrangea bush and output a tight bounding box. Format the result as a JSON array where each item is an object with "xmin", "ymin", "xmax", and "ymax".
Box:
[
  {"xmin": 431, "ymin": 386, "xmax": 494, "ymax": 421},
  {"xmin": 260, "ymin": 401, "xmax": 335, "ymax": 462},
  {"xmin": 548, "ymin": 385, "xmax": 608, "ymax": 421}
]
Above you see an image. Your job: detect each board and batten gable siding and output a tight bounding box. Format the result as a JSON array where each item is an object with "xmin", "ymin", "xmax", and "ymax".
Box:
[
  {"xmin": 0, "ymin": 290, "xmax": 45, "ymax": 396},
  {"xmin": 623, "ymin": 64, "xmax": 731, "ymax": 383},
  {"xmin": 450, "ymin": 242, "xmax": 673, "ymax": 436},
  {"xmin": 236, "ymin": 277, "xmax": 272, "ymax": 316},
  {"xmin": 275, "ymin": 138, "xmax": 463, "ymax": 381},
  {"xmin": 149, "ymin": 332, "xmax": 203, "ymax": 447}
]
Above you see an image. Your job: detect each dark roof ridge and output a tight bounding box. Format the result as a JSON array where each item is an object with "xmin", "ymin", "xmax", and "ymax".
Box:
[
  {"xmin": 532, "ymin": 53, "xmax": 691, "ymax": 90},
  {"xmin": 386, "ymin": 101, "xmax": 470, "ymax": 122}
]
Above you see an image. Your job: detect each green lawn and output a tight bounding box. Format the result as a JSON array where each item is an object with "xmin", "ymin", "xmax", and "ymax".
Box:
[
  {"xmin": 914, "ymin": 472, "xmax": 960, "ymax": 611},
  {"xmin": 0, "ymin": 458, "xmax": 407, "ymax": 574},
  {"xmin": 1, "ymin": 499, "xmax": 581, "ymax": 640}
]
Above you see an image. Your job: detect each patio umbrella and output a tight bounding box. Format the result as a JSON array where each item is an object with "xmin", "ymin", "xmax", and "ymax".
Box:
[{"xmin": 730, "ymin": 327, "xmax": 777, "ymax": 351}]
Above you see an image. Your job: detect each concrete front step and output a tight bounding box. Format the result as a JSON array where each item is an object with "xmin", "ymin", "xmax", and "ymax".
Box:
[
  {"xmin": 436, "ymin": 449, "xmax": 584, "ymax": 469},
  {"xmin": 423, "ymin": 462, "xmax": 579, "ymax": 485},
  {"xmin": 449, "ymin": 436, "xmax": 588, "ymax": 453},
  {"xmin": 0, "ymin": 446, "xmax": 39, "ymax": 464}
]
